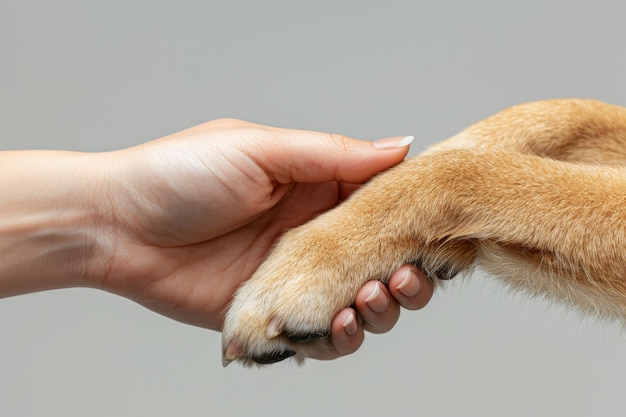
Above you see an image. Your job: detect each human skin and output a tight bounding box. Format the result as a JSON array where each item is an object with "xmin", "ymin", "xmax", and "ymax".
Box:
[{"xmin": 0, "ymin": 119, "xmax": 433, "ymax": 360}]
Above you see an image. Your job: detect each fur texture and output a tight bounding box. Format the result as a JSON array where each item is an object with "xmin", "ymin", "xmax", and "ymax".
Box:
[{"xmin": 222, "ymin": 99, "xmax": 626, "ymax": 366}]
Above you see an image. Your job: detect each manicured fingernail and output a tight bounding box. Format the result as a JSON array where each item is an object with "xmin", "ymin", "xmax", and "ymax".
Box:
[
  {"xmin": 364, "ymin": 282, "xmax": 389, "ymax": 313},
  {"xmin": 342, "ymin": 312, "xmax": 358, "ymax": 336},
  {"xmin": 397, "ymin": 267, "xmax": 421, "ymax": 297},
  {"xmin": 372, "ymin": 135, "xmax": 414, "ymax": 150}
]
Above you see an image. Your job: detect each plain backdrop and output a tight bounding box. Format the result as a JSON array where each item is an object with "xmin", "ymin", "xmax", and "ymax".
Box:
[{"xmin": 1, "ymin": 1, "xmax": 626, "ymax": 416}]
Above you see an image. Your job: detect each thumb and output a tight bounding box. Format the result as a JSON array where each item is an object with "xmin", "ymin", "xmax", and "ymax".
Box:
[{"xmin": 252, "ymin": 127, "xmax": 414, "ymax": 184}]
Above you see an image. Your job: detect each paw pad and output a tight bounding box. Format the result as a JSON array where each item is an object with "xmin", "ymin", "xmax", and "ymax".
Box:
[
  {"xmin": 286, "ymin": 330, "xmax": 331, "ymax": 343},
  {"xmin": 251, "ymin": 350, "xmax": 296, "ymax": 364}
]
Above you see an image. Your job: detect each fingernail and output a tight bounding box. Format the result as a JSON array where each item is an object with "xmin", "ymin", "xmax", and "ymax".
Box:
[
  {"xmin": 342, "ymin": 312, "xmax": 358, "ymax": 336},
  {"xmin": 364, "ymin": 282, "xmax": 389, "ymax": 313},
  {"xmin": 397, "ymin": 268, "xmax": 421, "ymax": 297},
  {"xmin": 372, "ymin": 135, "xmax": 414, "ymax": 150}
]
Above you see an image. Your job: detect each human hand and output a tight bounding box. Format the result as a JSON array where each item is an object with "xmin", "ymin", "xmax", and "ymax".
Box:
[{"xmin": 89, "ymin": 119, "xmax": 434, "ymax": 359}]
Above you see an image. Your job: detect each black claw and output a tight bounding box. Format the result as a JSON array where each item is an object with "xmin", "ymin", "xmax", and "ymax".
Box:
[
  {"xmin": 252, "ymin": 350, "xmax": 296, "ymax": 364},
  {"xmin": 436, "ymin": 264, "xmax": 460, "ymax": 280},
  {"xmin": 410, "ymin": 259, "xmax": 425, "ymax": 270},
  {"xmin": 410, "ymin": 259, "xmax": 460, "ymax": 281},
  {"xmin": 286, "ymin": 330, "xmax": 331, "ymax": 343}
]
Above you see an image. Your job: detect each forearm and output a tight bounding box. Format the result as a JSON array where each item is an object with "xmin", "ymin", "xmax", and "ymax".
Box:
[{"xmin": 0, "ymin": 151, "xmax": 109, "ymax": 297}]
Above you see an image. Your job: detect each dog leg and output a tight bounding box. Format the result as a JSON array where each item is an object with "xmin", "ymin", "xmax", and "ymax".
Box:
[{"xmin": 223, "ymin": 99, "xmax": 626, "ymax": 366}]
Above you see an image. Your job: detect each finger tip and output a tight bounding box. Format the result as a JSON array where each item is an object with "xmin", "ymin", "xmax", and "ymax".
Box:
[{"xmin": 330, "ymin": 312, "xmax": 364, "ymax": 356}]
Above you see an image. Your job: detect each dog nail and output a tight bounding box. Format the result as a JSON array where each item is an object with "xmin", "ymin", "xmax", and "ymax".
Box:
[
  {"xmin": 437, "ymin": 264, "xmax": 460, "ymax": 280},
  {"xmin": 365, "ymin": 282, "xmax": 388, "ymax": 313},
  {"xmin": 342, "ymin": 312, "xmax": 358, "ymax": 336},
  {"xmin": 266, "ymin": 317, "xmax": 282, "ymax": 339},
  {"xmin": 222, "ymin": 340, "xmax": 243, "ymax": 367},
  {"xmin": 397, "ymin": 267, "xmax": 420, "ymax": 297},
  {"xmin": 372, "ymin": 135, "xmax": 414, "ymax": 150}
]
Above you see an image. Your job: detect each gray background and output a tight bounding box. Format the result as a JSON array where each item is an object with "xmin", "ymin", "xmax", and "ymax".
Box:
[{"xmin": 1, "ymin": 1, "xmax": 625, "ymax": 416}]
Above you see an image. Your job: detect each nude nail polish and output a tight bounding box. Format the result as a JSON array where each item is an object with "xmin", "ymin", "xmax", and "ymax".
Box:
[
  {"xmin": 372, "ymin": 135, "xmax": 414, "ymax": 150},
  {"xmin": 397, "ymin": 268, "xmax": 421, "ymax": 297},
  {"xmin": 342, "ymin": 312, "xmax": 358, "ymax": 336},
  {"xmin": 365, "ymin": 282, "xmax": 389, "ymax": 313}
]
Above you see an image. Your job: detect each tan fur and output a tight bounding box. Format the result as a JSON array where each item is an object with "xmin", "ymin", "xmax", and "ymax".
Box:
[{"xmin": 222, "ymin": 99, "xmax": 626, "ymax": 366}]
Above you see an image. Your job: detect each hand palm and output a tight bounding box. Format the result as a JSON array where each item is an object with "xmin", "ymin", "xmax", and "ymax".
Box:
[
  {"xmin": 105, "ymin": 134, "xmax": 342, "ymax": 330},
  {"xmin": 97, "ymin": 120, "xmax": 427, "ymax": 362}
]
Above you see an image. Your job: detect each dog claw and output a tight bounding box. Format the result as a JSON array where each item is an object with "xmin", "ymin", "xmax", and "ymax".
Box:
[
  {"xmin": 265, "ymin": 317, "xmax": 283, "ymax": 339},
  {"xmin": 222, "ymin": 340, "xmax": 244, "ymax": 367}
]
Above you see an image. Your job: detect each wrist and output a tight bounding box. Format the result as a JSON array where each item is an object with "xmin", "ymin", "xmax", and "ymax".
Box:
[{"xmin": 0, "ymin": 151, "xmax": 113, "ymax": 296}]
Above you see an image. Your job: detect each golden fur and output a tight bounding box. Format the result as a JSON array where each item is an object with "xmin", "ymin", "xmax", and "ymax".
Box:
[{"xmin": 222, "ymin": 99, "xmax": 626, "ymax": 366}]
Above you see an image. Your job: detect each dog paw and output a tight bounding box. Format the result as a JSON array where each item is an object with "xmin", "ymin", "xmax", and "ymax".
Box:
[
  {"xmin": 221, "ymin": 222, "xmax": 365, "ymax": 366},
  {"xmin": 221, "ymin": 222, "xmax": 472, "ymax": 366},
  {"xmin": 221, "ymin": 155, "xmax": 481, "ymax": 366}
]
